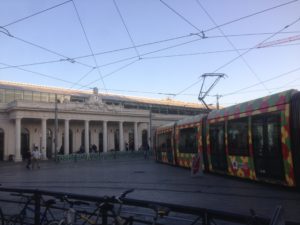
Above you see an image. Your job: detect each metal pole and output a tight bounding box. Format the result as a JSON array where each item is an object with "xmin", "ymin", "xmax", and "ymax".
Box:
[
  {"xmin": 54, "ymin": 94, "xmax": 58, "ymax": 161},
  {"xmin": 34, "ymin": 192, "xmax": 41, "ymax": 225},
  {"xmin": 149, "ymin": 106, "xmax": 152, "ymax": 151},
  {"xmin": 216, "ymin": 94, "xmax": 221, "ymax": 110}
]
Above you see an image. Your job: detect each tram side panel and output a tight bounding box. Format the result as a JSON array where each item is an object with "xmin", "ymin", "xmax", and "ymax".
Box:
[
  {"xmin": 155, "ymin": 126, "xmax": 176, "ymax": 165},
  {"xmin": 206, "ymin": 103, "xmax": 296, "ymax": 187},
  {"xmin": 175, "ymin": 122, "xmax": 201, "ymax": 168}
]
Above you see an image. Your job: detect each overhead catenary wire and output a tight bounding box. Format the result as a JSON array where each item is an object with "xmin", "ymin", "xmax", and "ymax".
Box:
[
  {"xmin": 79, "ymin": 59, "xmax": 140, "ymax": 89},
  {"xmin": 195, "ymin": 0, "xmax": 271, "ymax": 93},
  {"xmin": 68, "ymin": 0, "xmax": 300, "ymax": 60},
  {"xmin": 1, "ymin": 32, "xmax": 300, "ymax": 70},
  {"xmin": 222, "ymin": 65, "xmax": 300, "ymax": 97},
  {"xmin": 0, "ymin": 0, "xmax": 297, "ymax": 66},
  {"xmin": 0, "ymin": 0, "xmax": 299, "ymax": 101},
  {"xmin": 175, "ymin": 16, "xmax": 300, "ymax": 96},
  {"xmin": 71, "ymin": 0, "xmax": 107, "ymax": 92},
  {"xmin": 2, "ymin": 0, "xmax": 73, "ymax": 28},
  {"xmin": 0, "ymin": 61, "xmax": 86, "ymax": 88},
  {"xmin": 0, "ymin": 30, "xmax": 94, "ymax": 69},
  {"xmin": 112, "ymin": 0, "xmax": 141, "ymax": 59},
  {"xmin": 69, "ymin": 67, "xmax": 96, "ymax": 89},
  {"xmin": 1, "ymin": 0, "xmax": 297, "ymax": 71}
]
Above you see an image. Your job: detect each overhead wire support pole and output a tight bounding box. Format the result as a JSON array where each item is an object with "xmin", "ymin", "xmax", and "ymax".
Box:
[{"xmin": 54, "ymin": 94, "xmax": 58, "ymax": 162}]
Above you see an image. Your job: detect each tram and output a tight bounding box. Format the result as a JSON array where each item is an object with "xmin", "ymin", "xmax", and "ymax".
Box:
[{"xmin": 155, "ymin": 90, "xmax": 300, "ymax": 187}]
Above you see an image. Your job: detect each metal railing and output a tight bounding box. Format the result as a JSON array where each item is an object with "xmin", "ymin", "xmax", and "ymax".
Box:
[{"xmin": 0, "ymin": 187, "xmax": 297, "ymax": 225}]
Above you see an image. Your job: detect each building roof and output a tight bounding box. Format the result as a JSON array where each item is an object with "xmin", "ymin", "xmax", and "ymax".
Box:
[{"xmin": 0, "ymin": 80, "xmax": 204, "ymax": 109}]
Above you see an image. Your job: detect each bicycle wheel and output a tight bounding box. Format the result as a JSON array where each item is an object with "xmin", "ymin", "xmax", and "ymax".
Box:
[{"xmin": 5, "ymin": 215, "xmax": 21, "ymax": 225}]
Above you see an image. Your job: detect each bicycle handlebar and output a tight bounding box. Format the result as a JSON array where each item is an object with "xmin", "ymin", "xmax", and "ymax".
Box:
[{"xmin": 119, "ymin": 188, "xmax": 134, "ymax": 199}]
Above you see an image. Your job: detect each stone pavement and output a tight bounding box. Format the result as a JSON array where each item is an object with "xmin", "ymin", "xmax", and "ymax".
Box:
[{"xmin": 0, "ymin": 158, "xmax": 299, "ymax": 223}]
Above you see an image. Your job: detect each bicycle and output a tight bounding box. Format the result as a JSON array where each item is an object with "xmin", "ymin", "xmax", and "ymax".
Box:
[
  {"xmin": 49, "ymin": 189, "xmax": 134, "ymax": 225},
  {"xmin": 2, "ymin": 192, "xmax": 56, "ymax": 225}
]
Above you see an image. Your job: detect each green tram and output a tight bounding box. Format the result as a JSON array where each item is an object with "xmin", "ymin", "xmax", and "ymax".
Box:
[{"xmin": 155, "ymin": 90, "xmax": 300, "ymax": 187}]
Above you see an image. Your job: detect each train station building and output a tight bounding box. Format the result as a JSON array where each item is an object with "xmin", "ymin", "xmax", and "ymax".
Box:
[{"xmin": 0, "ymin": 80, "xmax": 206, "ymax": 162}]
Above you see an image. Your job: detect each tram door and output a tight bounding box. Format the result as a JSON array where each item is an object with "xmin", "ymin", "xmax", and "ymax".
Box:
[
  {"xmin": 209, "ymin": 123, "xmax": 227, "ymax": 172},
  {"xmin": 252, "ymin": 114, "xmax": 284, "ymax": 180}
]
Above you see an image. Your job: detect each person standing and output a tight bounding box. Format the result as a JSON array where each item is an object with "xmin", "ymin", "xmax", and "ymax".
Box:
[
  {"xmin": 32, "ymin": 146, "xmax": 41, "ymax": 169},
  {"xmin": 25, "ymin": 149, "xmax": 32, "ymax": 169}
]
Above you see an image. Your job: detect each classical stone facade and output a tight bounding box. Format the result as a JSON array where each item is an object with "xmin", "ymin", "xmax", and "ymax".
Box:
[{"xmin": 0, "ymin": 81, "xmax": 206, "ymax": 162}]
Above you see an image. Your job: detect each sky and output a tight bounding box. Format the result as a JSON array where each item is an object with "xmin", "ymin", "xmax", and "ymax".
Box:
[{"xmin": 0, "ymin": 0, "xmax": 300, "ymax": 107}]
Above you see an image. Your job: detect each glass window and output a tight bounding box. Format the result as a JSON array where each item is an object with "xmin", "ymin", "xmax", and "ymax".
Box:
[
  {"xmin": 49, "ymin": 94, "xmax": 56, "ymax": 102},
  {"xmin": 157, "ymin": 132, "xmax": 172, "ymax": 152},
  {"xmin": 5, "ymin": 89, "xmax": 15, "ymax": 103},
  {"xmin": 228, "ymin": 118, "xmax": 249, "ymax": 156},
  {"xmin": 0, "ymin": 89, "xmax": 4, "ymax": 103},
  {"xmin": 33, "ymin": 91, "xmax": 41, "ymax": 101},
  {"xmin": 24, "ymin": 91, "xmax": 33, "ymax": 101},
  {"xmin": 40, "ymin": 92, "xmax": 49, "ymax": 102},
  {"xmin": 252, "ymin": 121, "xmax": 264, "ymax": 157},
  {"xmin": 178, "ymin": 127, "xmax": 197, "ymax": 153},
  {"xmin": 209, "ymin": 122, "xmax": 227, "ymax": 171},
  {"xmin": 15, "ymin": 90, "xmax": 23, "ymax": 100}
]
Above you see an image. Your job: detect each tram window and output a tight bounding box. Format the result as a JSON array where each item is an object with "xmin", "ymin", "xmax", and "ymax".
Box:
[
  {"xmin": 252, "ymin": 121, "xmax": 264, "ymax": 156},
  {"xmin": 267, "ymin": 116, "xmax": 281, "ymax": 156},
  {"xmin": 209, "ymin": 123, "xmax": 225, "ymax": 154},
  {"xmin": 158, "ymin": 132, "xmax": 172, "ymax": 152},
  {"xmin": 228, "ymin": 118, "xmax": 249, "ymax": 156},
  {"xmin": 179, "ymin": 127, "xmax": 197, "ymax": 153}
]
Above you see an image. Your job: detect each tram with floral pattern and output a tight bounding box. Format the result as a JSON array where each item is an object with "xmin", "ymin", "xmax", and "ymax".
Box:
[{"xmin": 155, "ymin": 90, "xmax": 300, "ymax": 187}]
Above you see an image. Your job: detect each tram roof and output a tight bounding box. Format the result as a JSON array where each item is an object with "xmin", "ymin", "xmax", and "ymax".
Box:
[
  {"xmin": 156, "ymin": 122, "xmax": 175, "ymax": 131},
  {"xmin": 176, "ymin": 114, "xmax": 206, "ymax": 126},
  {"xmin": 207, "ymin": 89, "xmax": 298, "ymax": 120}
]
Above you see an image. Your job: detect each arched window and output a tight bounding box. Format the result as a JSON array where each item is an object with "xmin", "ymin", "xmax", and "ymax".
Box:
[
  {"xmin": 21, "ymin": 128, "xmax": 30, "ymax": 159},
  {"xmin": 0, "ymin": 128, "xmax": 4, "ymax": 161}
]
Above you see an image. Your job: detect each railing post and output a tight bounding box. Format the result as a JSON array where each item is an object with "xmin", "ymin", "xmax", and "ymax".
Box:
[
  {"xmin": 203, "ymin": 211, "xmax": 210, "ymax": 225},
  {"xmin": 34, "ymin": 191, "xmax": 41, "ymax": 225}
]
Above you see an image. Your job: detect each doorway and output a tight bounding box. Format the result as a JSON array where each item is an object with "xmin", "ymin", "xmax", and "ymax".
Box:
[{"xmin": 21, "ymin": 128, "xmax": 30, "ymax": 160}]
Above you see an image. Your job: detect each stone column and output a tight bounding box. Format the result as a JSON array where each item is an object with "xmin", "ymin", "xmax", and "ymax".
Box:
[
  {"xmin": 41, "ymin": 118, "xmax": 47, "ymax": 159},
  {"xmin": 85, "ymin": 120, "xmax": 89, "ymax": 154},
  {"xmin": 119, "ymin": 121, "xmax": 124, "ymax": 151},
  {"xmin": 64, "ymin": 120, "xmax": 69, "ymax": 155},
  {"xmin": 134, "ymin": 122, "xmax": 138, "ymax": 151},
  {"xmin": 15, "ymin": 118, "xmax": 22, "ymax": 162},
  {"xmin": 103, "ymin": 121, "xmax": 107, "ymax": 152}
]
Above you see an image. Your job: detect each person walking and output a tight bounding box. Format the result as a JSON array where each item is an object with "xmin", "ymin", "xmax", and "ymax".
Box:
[{"xmin": 32, "ymin": 146, "xmax": 41, "ymax": 169}]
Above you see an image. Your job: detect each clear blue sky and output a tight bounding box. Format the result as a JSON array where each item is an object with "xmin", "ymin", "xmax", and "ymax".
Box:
[{"xmin": 0, "ymin": 0, "xmax": 300, "ymax": 107}]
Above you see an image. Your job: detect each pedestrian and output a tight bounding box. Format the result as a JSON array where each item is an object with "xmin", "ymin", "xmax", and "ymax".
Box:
[
  {"xmin": 25, "ymin": 149, "xmax": 32, "ymax": 169},
  {"xmin": 32, "ymin": 146, "xmax": 41, "ymax": 169},
  {"xmin": 144, "ymin": 143, "xmax": 150, "ymax": 160}
]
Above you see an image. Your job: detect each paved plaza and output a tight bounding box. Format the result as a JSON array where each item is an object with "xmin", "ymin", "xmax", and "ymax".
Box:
[{"xmin": 0, "ymin": 157, "xmax": 300, "ymax": 223}]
